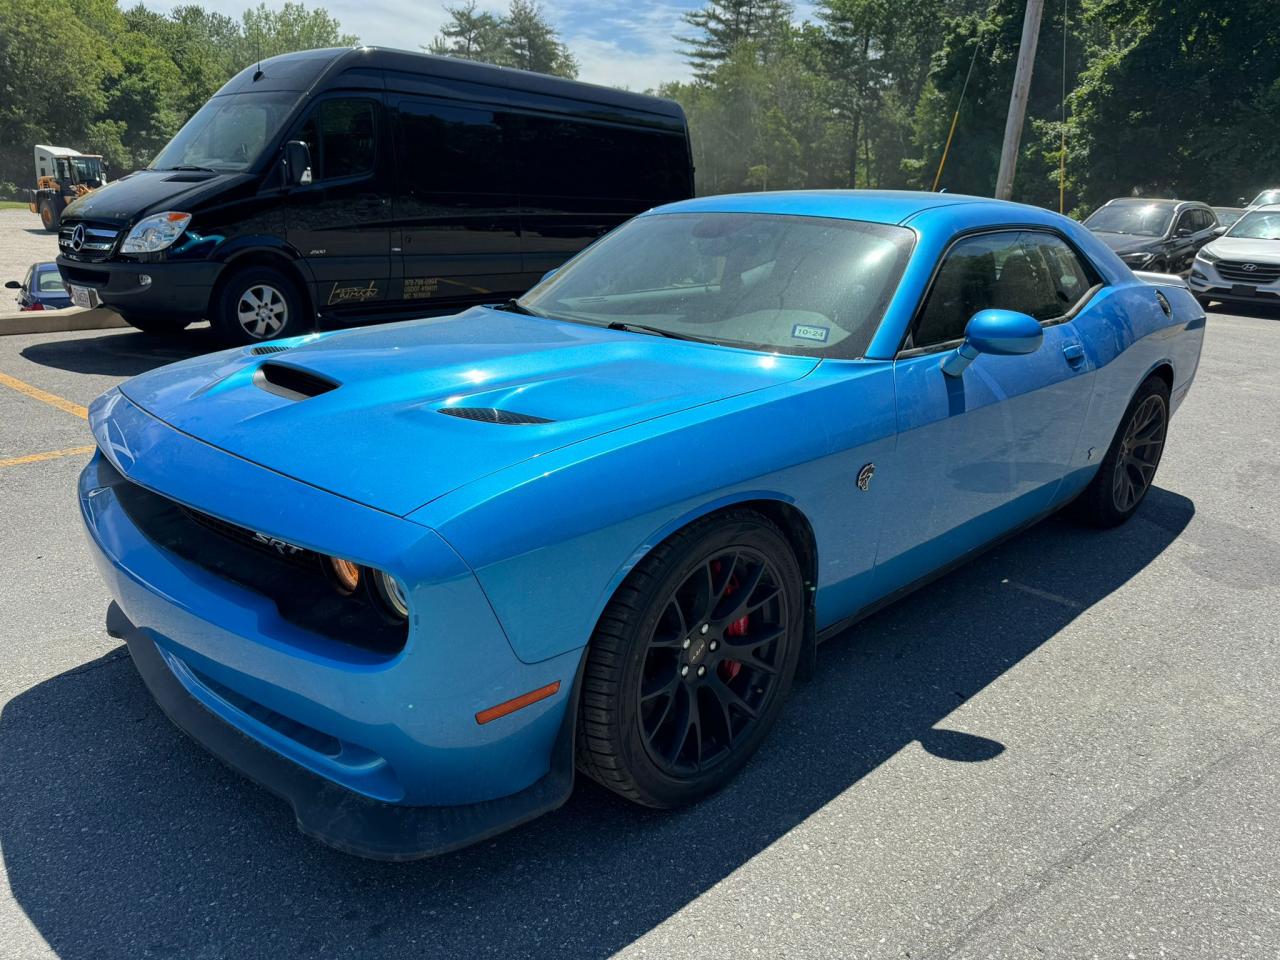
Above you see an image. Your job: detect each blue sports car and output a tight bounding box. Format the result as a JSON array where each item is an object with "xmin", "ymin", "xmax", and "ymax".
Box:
[{"xmin": 80, "ymin": 191, "xmax": 1204, "ymax": 859}]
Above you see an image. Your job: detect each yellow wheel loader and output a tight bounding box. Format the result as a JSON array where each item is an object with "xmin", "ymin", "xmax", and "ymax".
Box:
[{"xmin": 28, "ymin": 145, "xmax": 108, "ymax": 233}]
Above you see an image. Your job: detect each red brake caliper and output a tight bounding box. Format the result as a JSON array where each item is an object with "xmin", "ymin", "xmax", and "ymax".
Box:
[{"xmin": 719, "ymin": 571, "xmax": 746, "ymax": 682}]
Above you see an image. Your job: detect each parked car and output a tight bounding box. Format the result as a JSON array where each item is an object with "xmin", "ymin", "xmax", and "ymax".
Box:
[
  {"xmin": 1243, "ymin": 188, "xmax": 1280, "ymax": 209},
  {"xmin": 1189, "ymin": 202, "xmax": 1280, "ymax": 308},
  {"xmin": 81, "ymin": 190, "xmax": 1204, "ymax": 860},
  {"xmin": 1212, "ymin": 206, "xmax": 1245, "ymax": 231},
  {"xmin": 4, "ymin": 261, "xmax": 72, "ymax": 311},
  {"xmin": 56, "ymin": 46, "xmax": 693, "ymax": 344},
  {"xmin": 1082, "ymin": 198, "xmax": 1218, "ymax": 273}
]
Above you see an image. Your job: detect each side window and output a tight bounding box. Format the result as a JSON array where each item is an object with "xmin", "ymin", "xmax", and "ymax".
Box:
[
  {"xmin": 295, "ymin": 99, "xmax": 376, "ymax": 183},
  {"xmin": 913, "ymin": 232, "xmax": 1021, "ymax": 348},
  {"xmin": 1014, "ymin": 232, "xmax": 1094, "ymax": 320},
  {"xmin": 1174, "ymin": 210, "xmax": 1195, "ymax": 235},
  {"xmin": 395, "ymin": 99, "xmax": 507, "ymax": 194},
  {"xmin": 913, "ymin": 231, "xmax": 1095, "ymax": 349},
  {"xmin": 513, "ymin": 113, "xmax": 687, "ymax": 201}
]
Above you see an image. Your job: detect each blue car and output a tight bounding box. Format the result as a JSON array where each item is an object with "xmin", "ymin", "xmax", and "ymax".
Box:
[{"xmin": 80, "ymin": 191, "xmax": 1204, "ymax": 859}]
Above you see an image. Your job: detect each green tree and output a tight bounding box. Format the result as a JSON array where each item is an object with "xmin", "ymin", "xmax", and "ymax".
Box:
[
  {"xmin": 239, "ymin": 1, "xmax": 357, "ymax": 63},
  {"xmin": 1061, "ymin": 0, "xmax": 1280, "ymax": 211},
  {"xmin": 426, "ymin": 0, "xmax": 577, "ymax": 78},
  {"xmin": 679, "ymin": 0, "xmax": 794, "ymax": 80}
]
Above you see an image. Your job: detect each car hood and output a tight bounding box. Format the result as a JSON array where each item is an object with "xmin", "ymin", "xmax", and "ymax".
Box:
[
  {"xmin": 62, "ymin": 168, "xmax": 252, "ymax": 226},
  {"xmin": 1203, "ymin": 236, "xmax": 1280, "ymax": 262},
  {"xmin": 1090, "ymin": 231, "xmax": 1160, "ymax": 254},
  {"xmin": 118, "ymin": 307, "xmax": 818, "ymax": 516}
]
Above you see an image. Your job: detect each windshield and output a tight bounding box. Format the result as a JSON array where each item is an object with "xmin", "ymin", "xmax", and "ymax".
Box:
[
  {"xmin": 71, "ymin": 157, "xmax": 104, "ymax": 183},
  {"xmin": 150, "ymin": 91, "xmax": 298, "ymax": 173},
  {"xmin": 519, "ymin": 212, "xmax": 914, "ymax": 358},
  {"xmin": 1249, "ymin": 189, "xmax": 1280, "ymax": 207},
  {"xmin": 1083, "ymin": 203, "xmax": 1175, "ymax": 237},
  {"xmin": 1226, "ymin": 210, "xmax": 1280, "ymax": 240}
]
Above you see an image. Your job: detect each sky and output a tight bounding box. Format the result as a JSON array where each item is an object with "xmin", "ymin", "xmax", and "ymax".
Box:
[{"xmin": 139, "ymin": 0, "xmax": 736, "ymax": 92}]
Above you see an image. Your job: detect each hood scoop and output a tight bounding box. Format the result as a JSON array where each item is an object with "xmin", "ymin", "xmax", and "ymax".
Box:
[
  {"xmin": 250, "ymin": 344, "xmax": 291, "ymax": 356},
  {"xmin": 253, "ymin": 362, "xmax": 338, "ymax": 401},
  {"xmin": 438, "ymin": 406, "xmax": 552, "ymax": 425}
]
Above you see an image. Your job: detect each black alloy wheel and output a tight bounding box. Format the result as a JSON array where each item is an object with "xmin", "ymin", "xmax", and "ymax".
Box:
[
  {"xmin": 637, "ymin": 546, "xmax": 789, "ymax": 778},
  {"xmin": 1071, "ymin": 374, "xmax": 1170, "ymax": 528},
  {"xmin": 1111, "ymin": 392, "xmax": 1167, "ymax": 513},
  {"xmin": 577, "ymin": 510, "xmax": 804, "ymax": 808}
]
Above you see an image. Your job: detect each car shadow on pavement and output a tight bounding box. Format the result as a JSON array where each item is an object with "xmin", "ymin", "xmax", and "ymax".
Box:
[
  {"xmin": 21, "ymin": 327, "xmax": 223, "ymax": 378},
  {"xmin": 0, "ymin": 489, "xmax": 1194, "ymax": 960}
]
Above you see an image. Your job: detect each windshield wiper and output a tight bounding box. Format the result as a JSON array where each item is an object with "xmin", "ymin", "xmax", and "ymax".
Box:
[
  {"xmin": 606, "ymin": 321, "xmax": 702, "ymax": 342},
  {"xmin": 493, "ymin": 298, "xmax": 544, "ymax": 317}
]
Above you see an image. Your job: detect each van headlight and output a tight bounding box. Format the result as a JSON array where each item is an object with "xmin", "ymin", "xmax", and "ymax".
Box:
[{"xmin": 120, "ymin": 211, "xmax": 191, "ymax": 253}]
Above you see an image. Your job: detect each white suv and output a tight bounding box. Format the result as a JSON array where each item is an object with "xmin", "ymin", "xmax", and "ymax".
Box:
[{"xmin": 1189, "ymin": 203, "xmax": 1280, "ymax": 309}]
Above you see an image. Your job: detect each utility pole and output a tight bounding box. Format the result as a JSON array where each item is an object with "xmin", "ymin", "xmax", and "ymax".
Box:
[{"xmin": 994, "ymin": 0, "xmax": 1045, "ymax": 200}]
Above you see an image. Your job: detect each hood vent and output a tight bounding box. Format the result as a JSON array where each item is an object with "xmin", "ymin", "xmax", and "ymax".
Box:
[
  {"xmin": 250, "ymin": 344, "xmax": 291, "ymax": 356},
  {"xmin": 253, "ymin": 362, "xmax": 338, "ymax": 401},
  {"xmin": 438, "ymin": 406, "xmax": 552, "ymax": 425}
]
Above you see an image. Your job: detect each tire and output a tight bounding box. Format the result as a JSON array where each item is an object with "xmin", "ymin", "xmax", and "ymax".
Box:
[
  {"xmin": 121, "ymin": 313, "xmax": 191, "ymax": 336},
  {"xmin": 211, "ymin": 265, "xmax": 308, "ymax": 345},
  {"xmin": 39, "ymin": 200, "xmax": 60, "ymax": 232},
  {"xmin": 1071, "ymin": 374, "xmax": 1171, "ymax": 528},
  {"xmin": 577, "ymin": 510, "xmax": 804, "ymax": 808}
]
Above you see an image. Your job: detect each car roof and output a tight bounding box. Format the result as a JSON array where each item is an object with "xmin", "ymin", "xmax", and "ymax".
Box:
[
  {"xmin": 1252, "ymin": 203, "xmax": 1280, "ymax": 213},
  {"xmin": 647, "ymin": 190, "xmax": 1055, "ymax": 228}
]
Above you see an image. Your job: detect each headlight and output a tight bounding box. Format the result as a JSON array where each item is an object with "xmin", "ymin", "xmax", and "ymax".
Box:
[
  {"xmin": 1121, "ymin": 251, "xmax": 1153, "ymax": 266},
  {"xmin": 326, "ymin": 557, "xmax": 361, "ymax": 595},
  {"xmin": 1196, "ymin": 247, "xmax": 1220, "ymax": 263},
  {"xmin": 120, "ymin": 211, "xmax": 191, "ymax": 253},
  {"xmin": 370, "ymin": 569, "xmax": 409, "ymax": 621}
]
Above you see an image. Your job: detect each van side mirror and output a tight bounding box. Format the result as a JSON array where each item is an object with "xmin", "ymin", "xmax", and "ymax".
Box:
[
  {"xmin": 941, "ymin": 309, "xmax": 1043, "ymax": 377},
  {"xmin": 284, "ymin": 141, "xmax": 312, "ymax": 186},
  {"xmin": 4, "ymin": 280, "xmax": 20, "ymax": 289}
]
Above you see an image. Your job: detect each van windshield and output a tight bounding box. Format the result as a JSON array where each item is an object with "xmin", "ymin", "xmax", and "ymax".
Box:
[{"xmin": 150, "ymin": 91, "xmax": 297, "ymax": 173}]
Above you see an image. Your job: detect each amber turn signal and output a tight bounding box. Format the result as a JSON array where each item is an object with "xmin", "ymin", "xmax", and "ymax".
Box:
[
  {"xmin": 327, "ymin": 557, "xmax": 361, "ymax": 594},
  {"xmin": 475, "ymin": 681, "xmax": 562, "ymax": 725}
]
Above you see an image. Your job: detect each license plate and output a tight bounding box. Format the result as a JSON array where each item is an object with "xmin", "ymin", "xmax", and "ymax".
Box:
[
  {"xmin": 68, "ymin": 284, "xmax": 100, "ymax": 309},
  {"xmin": 1231, "ymin": 283, "xmax": 1257, "ymax": 298}
]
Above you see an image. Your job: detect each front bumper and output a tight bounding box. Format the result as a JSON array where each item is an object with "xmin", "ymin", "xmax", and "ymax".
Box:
[
  {"xmin": 56, "ymin": 255, "xmax": 220, "ymax": 321},
  {"xmin": 1188, "ymin": 264, "xmax": 1280, "ymax": 305},
  {"xmin": 80, "ymin": 390, "xmax": 581, "ymax": 858},
  {"xmin": 110, "ymin": 603, "xmax": 576, "ymax": 861}
]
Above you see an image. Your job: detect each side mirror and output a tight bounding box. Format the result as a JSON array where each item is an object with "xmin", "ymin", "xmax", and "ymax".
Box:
[
  {"xmin": 284, "ymin": 140, "xmax": 312, "ymax": 186},
  {"xmin": 4, "ymin": 281, "xmax": 20, "ymax": 289},
  {"xmin": 941, "ymin": 309, "xmax": 1043, "ymax": 377},
  {"xmin": 1212, "ymin": 225, "xmax": 1227, "ymax": 237},
  {"xmin": 1175, "ymin": 226, "xmax": 1193, "ymax": 238}
]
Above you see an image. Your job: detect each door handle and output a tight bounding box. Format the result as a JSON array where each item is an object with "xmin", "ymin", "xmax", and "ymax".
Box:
[{"xmin": 1063, "ymin": 342, "xmax": 1085, "ymax": 367}]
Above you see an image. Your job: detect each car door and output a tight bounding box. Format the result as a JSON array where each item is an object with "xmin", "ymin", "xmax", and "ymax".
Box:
[
  {"xmin": 1169, "ymin": 208, "xmax": 1211, "ymax": 272},
  {"xmin": 391, "ymin": 97, "xmax": 523, "ymax": 308},
  {"xmin": 285, "ymin": 96, "xmax": 393, "ymax": 318},
  {"xmin": 874, "ymin": 229, "xmax": 1100, "ymax": 595}
]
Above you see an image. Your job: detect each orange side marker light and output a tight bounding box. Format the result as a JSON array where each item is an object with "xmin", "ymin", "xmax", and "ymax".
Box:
[{"xmin": 475, "ymin": 681, "xmax": 561, "ymax": 725}]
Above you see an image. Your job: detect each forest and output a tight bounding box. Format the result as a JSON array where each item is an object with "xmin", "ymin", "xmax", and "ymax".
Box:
[{"xmin": 1, "ymin": 0, "xmax": 1276, "ymax": 213}]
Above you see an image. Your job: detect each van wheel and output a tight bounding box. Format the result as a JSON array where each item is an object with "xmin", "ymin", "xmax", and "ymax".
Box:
[
  {"xmin": 40, "ymin": 201, "xmax": 60, "ymax": 232},
  {"xmin": 576, "ymin": 510, "xmax": 804, "ymax": 808},
  {"xmin": 213, "ymin": 266, "xmax": 307, "ymax": 345},
  {"xmin": 121, "ymin": 313, "xmax": 190, "ymax": 336}
]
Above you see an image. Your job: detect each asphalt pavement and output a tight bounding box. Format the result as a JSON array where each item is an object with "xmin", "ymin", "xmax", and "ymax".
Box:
[{"xmin": 0, "ymin": 308, "xmax": 1277, "ymax": 960}]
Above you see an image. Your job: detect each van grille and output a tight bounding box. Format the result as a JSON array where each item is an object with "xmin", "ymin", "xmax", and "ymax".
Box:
[
  {"xmin": 1216, "ymin": 260, "xmax": 1280, "ymax": 283},
  {"xmin": 58, "ymin": 221, "xmax": 121, "ymax": 262}
]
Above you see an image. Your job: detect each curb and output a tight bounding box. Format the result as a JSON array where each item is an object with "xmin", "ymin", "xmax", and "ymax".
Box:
[{"xmin": 0, "ymin": 306, "xmax": 129, "ymax": 337}]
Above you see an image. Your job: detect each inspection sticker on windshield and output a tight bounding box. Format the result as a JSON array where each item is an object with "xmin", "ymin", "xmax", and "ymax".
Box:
[{"xmin": 792, "ymin": 323, "xmax": 829, "ymax": 343}]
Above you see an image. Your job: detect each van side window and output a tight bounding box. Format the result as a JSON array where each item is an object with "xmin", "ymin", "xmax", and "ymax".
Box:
[
  {"xmin": 395, "ymin": 100, "xmax": 506, "ymax": 194},
  {"xmin": 512, "ymin": 114, "xmax": 688, "ymax": 201},
  {"xmin": 296, "ymin": 99, "xmax": 376, "ymax": 182}
]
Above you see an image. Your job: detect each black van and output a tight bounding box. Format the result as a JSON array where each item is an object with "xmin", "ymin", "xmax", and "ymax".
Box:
[{"xmin": 55, "ymin": 47, "xmax": 693, "ymax": 344}]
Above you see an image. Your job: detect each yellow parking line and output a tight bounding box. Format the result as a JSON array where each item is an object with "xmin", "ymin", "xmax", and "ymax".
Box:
[
  {"xmin": 0, "ymin": 371, "xmax": 89, "ymax": 420},
  {"xmin": 0, "ymin": 445, "xmax": 95, "ymax": 469}
]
